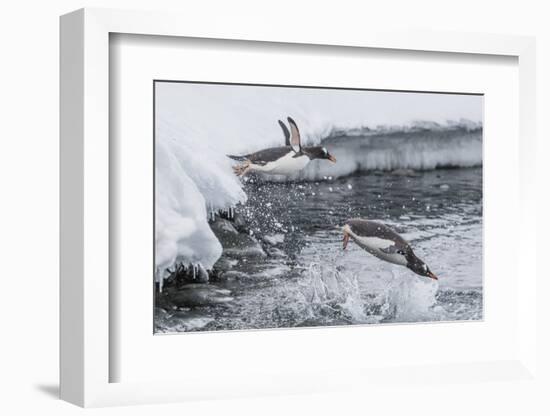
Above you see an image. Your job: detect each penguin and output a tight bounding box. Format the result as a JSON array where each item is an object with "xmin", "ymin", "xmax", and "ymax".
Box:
[
  {"xmin": 342, "ymin": 218, "xmax": 438, "ymax": 280},
  {"xmin": 229, "ymin": 117, "xmax": 336, "ymax": 177}
]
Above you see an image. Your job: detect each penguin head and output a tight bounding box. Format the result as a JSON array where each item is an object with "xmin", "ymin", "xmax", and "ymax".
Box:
[
  {"xmin": 308, "ymin": 146, "xmax": 336, "ymax": 163},
  {"xmin": 407, "ymin": 256, "xmax": 438, "ymax": 280}
]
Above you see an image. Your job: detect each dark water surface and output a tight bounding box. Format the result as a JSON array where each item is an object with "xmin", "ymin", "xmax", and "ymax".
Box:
[{"xmin": 155, "ymin": 167, "xmax": 483, "ymax": 332}]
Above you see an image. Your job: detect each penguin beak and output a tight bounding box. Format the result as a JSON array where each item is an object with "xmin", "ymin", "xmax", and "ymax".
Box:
[
  {"xmin": 328, "ymin": 154, "xmax": 337, "ymax": 163},
  {"xmin": 427, "ymin": 271, "xmax": 438, "ymax": 280}
]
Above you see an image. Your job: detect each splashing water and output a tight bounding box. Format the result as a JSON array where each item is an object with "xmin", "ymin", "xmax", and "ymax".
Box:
[
  {"xmin": 377, "ymin": 271, "xmax": 440, "ymax": 322},
  {"xmin": 298, "ymin": 263, "xmax": 369, "ymax": 323},
  {"xmin": 155, "ymin": 167, "xmax": 483, "ymax": 333}
]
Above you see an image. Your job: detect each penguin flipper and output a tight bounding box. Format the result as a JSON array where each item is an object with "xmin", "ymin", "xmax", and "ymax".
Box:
[
  {"xmin": 278, "ymin": 120, "xmax": 291, "ymax": 146},
  {"xmin": 287, "ymin": 117, "xmax": 302, "ymax": 153},
  {"xmin": 380, "ymin": 245, "xmax": 398, "ymax": 254},
  {"xmin": 227, "ymin": 154, "xmax": 248, "ymax": 161}
]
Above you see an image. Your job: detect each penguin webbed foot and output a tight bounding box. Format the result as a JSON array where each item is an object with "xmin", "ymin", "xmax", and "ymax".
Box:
[
  {"xmin": 342, "ymin": 231, "xmax": 350, "ymax": 250},
  {"xmin": 232, "ymin": 160, "xmax": 251, "ymax": 177}
]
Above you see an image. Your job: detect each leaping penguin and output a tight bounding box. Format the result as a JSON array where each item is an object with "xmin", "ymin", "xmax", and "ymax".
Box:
[
  {"xmin": 343, "ymin": 218, "xmax": 438, "ymax": 280},
  {"xmin": 229, "ymin": 117, "xmax": 336, "ymax": 177}
]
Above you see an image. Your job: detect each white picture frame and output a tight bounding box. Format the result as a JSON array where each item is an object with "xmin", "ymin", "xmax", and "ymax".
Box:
[{"xmin": 60, "ymin": 7, "xmax": 537, "ymax": 407}]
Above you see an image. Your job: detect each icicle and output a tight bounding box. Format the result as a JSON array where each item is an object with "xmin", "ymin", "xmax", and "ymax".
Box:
[
  {"xmin": 197, "ymin": 263, "xmax": 209, "ymax": 282},
  {"xmin": 155, "ymin": 267, "xmax": 164, "ymax": 293},
  {"xmin": 208, "ymin": 204, "xmax": 216, "ymax": 222}
]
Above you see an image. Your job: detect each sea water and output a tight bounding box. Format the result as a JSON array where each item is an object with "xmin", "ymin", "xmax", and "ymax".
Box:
[{"xmin": 155, "ymin": 166, "xmax": 482, "ymax": 332}]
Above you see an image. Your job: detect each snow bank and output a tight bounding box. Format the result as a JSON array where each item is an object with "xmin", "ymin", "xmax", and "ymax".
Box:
[
  {"xmin": 155, "ymin": 120, "xmax": 246, "ymax": 282},
  {"xmin": 155, "ymin": 82, "xmax": 483, "ymax": 155},
  {"xmin": 293, "ymin": 123, "xmax": 482, "ymax": 181}
]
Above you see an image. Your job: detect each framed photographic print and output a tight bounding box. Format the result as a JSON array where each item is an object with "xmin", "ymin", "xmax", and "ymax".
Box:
[
  {"xmin": 153, "ymin": 80, "xmax": 483, "ymax": 334},
  {"xmin": 60, "ymin": 8, "xmax": 538, "ymax": 407}
]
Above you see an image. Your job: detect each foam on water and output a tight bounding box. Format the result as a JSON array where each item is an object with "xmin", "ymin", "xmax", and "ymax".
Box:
[
  {"xmin": 299, "ymin": 263, "xmax": 368, "ymax": 323},
  {"xmin": 292, "ymin": 257, "xmax": 441, "ymax": 325},
  {"xmin": 379, "ymin": 271, "xmax": 440, "ymax": 322}
]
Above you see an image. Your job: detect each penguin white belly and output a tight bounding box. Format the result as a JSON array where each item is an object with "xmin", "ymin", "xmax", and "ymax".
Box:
[
  {"xmin": 253, "ymin": 152, "xmax": 310, "ymax": 175},
  {"xmin": 351, "ymin": 234, "xmax": 407, "ymax": 266}
]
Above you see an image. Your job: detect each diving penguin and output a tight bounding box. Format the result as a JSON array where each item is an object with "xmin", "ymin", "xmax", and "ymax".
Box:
[{"xmin": 342, "ymin": 218, "xmax": 438, "ymax": 280}]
